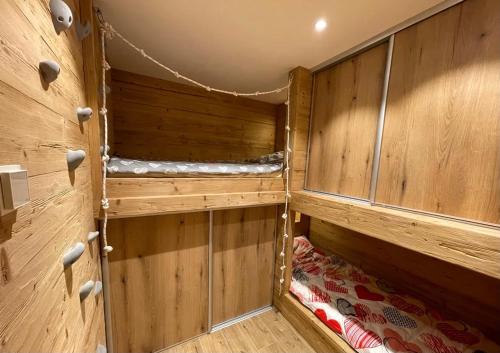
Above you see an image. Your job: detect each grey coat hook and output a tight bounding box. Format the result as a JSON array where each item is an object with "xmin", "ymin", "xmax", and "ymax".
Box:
[
  {"xmin": 39, "ymin": 60, "xmax": 61, "ymax": 83},
  {"xmin": 76, "ymin": 21, "xmax": 92, "ymax": 40},
  {"xmin": 49, "ymin": 0, "xmax": 73, "ymax": 34},
  {"xmin": 67, "ymin": 149, "xmax": 86, "ymax": 171},
  {"xmin": 79, "ymin": 280, "xmax": 95, "ymax": 301},
  {"xmin": 77, "ymin": 107, "xmax": 93, "ymax": 122},
  {"xmin": 62, "ymin": 242, "xmax": 85, "ymax": 267},
  {"xmin": 87, "ymin": 231, "xmax": 99, "ymax": 242}
]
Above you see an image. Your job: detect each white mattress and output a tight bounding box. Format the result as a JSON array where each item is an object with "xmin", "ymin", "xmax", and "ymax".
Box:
[{"xmin": 106, "ymin": 156, "xmax": 283, "ymax": 178}]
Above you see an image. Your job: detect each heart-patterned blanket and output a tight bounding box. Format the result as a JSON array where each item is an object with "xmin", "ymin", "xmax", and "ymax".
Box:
[{"xmin": 289, "ymin": 236, "xmax": 499, "ymax": 353}]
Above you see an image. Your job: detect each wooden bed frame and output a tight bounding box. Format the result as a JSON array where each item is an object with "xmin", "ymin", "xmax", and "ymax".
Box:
[
  {"xmin": 271, "ymin": 33, "xmax": 500, "ymax": 349},
  {"xmin": 103, "ymin": 177, "xmax": 285, "ymax": 218}
]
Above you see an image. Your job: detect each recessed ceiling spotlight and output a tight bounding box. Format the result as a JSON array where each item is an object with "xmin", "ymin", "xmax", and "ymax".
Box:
[{"xmin": 315, "ymin": 18, "xmax": 327, "ymax": 32}]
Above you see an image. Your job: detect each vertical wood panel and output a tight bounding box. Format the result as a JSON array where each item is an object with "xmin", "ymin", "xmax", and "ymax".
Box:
[
  {"xmin": 307, "ymin": 43, "xmax": 387, "ymax": 199},
  {"xmin": 376, "ymin": 0, "xmax": 500, "ymax": 224},
  {"xmin": 0, "ymin": 0, "xmax": 105, "ymax": 352},
  {"xmin": 107, "ymin": 213, "xmax": 209, "ymax": 352},
  {"xmin": 289, "ymin": 67, "xmax": 313, "ymax": 191},
  {"xmin": 309, "ymin": 218, "xmax": 500, "ymax": 339},
  {"xmin": 81, "ymin": 1, "xmax": 104, "ymax": 216},
  {"xmin": 212, "ymin": 206, "xmax": 276, "ymax": 325}
]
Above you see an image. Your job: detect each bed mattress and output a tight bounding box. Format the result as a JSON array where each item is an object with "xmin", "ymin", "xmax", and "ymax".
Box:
[
  {"xmin": 106, "ymin": 157, "xmax": 283, "ymax": 178},
  {"xmin": 290, "ymin": 236, "xmax": 499, "ymax": 353}
]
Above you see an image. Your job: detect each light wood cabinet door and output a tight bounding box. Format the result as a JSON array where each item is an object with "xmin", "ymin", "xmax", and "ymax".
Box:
[
  {"xmin": 376, "ymin": 0, "xmax": 500, "ymax": 224},
  {"xmin": 212, "ymin": 206, "xmax": 277, "ymax": 325},
  {"xmin": 306, "ymin": 43, "xmax": 388, "ymax": 199},
  {"xmin": 108, "ymin": 213, "xmax": 209, "ymax": 352}
]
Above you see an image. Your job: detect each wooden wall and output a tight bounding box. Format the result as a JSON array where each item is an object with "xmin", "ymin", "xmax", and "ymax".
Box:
[
  {"xmin": 308, "ymin": 218, "xmax": 500, "ymax": 339},
  {"xmin": 109, "ymin": 69, "xmax": 280, "ymax": 162},
  {"xmin": 212, "ymin": 206, "xmax": 276, "ymax": 325},
  {"xmin": 0, "ymin": 0, "xmax": 105, "ymax": 352},
  {"xmin": 107, "ymin": 213, "xmax": 209, "ymax": 353},
  {"xmin": 376, "ymin": 0, "xmax": 500, "ymax": 224},
  {"xmin": 307, "ymin": 43, "xmax": 387, "ymax": 199}
]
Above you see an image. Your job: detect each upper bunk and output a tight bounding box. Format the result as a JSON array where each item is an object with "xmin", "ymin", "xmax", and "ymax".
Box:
[{"xmin": 97, "ymin": 69, "xmax": 287, "ymax": 218}]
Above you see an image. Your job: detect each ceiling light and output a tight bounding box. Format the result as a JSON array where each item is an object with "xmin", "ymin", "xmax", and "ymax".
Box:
[{"xmin": 315, "ymin": 18, "xmax": 327, "ymax": 32}]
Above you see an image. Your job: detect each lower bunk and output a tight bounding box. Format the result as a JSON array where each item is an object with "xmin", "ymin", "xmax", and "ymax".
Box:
[{"xmin": 278, "ymin": 232, "xmax": 500, "ymax": 353}]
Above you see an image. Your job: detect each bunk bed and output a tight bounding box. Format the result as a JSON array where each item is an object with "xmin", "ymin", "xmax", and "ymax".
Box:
[
  {"xmin": 98, "ymin": 70, "xmax": 287, "ymax": 219},
  {"xmin": 104, "ymin": 157, "xmax": 286, "ymax": 218},
  {"xmin": 289, "ymin": 236, "xmax": 500, "ymax": 353},
  {"xmin": 271, "ymin": 15, "xmax": 500, "ymax": 350}
]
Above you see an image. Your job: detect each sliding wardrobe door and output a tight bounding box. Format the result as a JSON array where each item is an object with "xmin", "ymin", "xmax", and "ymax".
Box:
[
  {"xmin": 376, "ymin": 0, "xmax": 500, "ymax": 224},
  {"xmin": 212, "ymin": 206, "xmax": 276, "ymax": 325},
  {"xmin": 306, "ymin": 42, "xmax": 388, "ymax": 199},
  {"xmin": 107, "ymin": 213, "xmax": 209, "ymax": 352}
]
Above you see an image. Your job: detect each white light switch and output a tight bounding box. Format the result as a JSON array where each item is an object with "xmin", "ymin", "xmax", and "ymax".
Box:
[{"xmin": 0, "ymin": 165, "xmax": 30, "ymax": 215}]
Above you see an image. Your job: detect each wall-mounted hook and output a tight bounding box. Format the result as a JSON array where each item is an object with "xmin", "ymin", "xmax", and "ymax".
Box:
[
  {"xmin": 67, "ymin": 149, "xmax": 86, "ymax": 171},
  {"xmin": 94, "ymin": 280, "xmax": 103, "ymax": 296},
  {"xmin": 79, "ymin": 280, "xmax": 95, "ymax": 301},
  {"xmin": 39, "ymin": 60, "xmax": 60, "ymax": 84},
  {"xmin": 62, "ymin": 242, "xmax": 85, "ymax": 267},
  {"xmin": 49, "ymin": 0, "xmax": 73, "ymax": 34},
  {"xmin": 77, "ymin": 107, "xmax": 93, "ymax": 122},
  {"xmin": 76, "ymin": 21, "xmax": 92, "ymax": 40}
]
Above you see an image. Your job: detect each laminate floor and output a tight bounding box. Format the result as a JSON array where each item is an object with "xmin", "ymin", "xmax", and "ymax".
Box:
[{"xmin": 162, "ymin": 309, "xmax": 315, "ymax": 353}]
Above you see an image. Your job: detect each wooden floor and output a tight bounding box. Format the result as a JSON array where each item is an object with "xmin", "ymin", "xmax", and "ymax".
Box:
[{"xmin": 161, "ymin": 309, "xmax": 315, "ymax": 353}]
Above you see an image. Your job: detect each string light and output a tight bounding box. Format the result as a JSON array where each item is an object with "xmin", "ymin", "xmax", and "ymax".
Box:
[
  {"xmin": 98, "ymin": 20, "xmax": 289, "ymax": 97},
  {"xmin": 278, "ymin": 74, "xmax": 293, "ymax": 295},
  {"xmin": 99, "ymin": 27, "xmax": 112, "ymax": 256},
  {"xmin": 97, "ymin": 15, "xmax": 295, "ymax": 293}
]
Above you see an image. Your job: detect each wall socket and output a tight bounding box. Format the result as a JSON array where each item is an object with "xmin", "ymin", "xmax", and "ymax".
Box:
[{"xmin": 0, "ymin": 165, "xmax": 30, "ymax": 216}]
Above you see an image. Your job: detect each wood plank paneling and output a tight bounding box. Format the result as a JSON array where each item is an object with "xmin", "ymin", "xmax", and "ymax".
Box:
[
  {"xmin": 291, "ymin": 191, "xmax": 500, "ymax": 280},
  {"xmin": 376, "ymin": 0, "xmax": 500, "ymax": 224},
  {"xmin": 81, "ymin": 2, "xmax": 105, "ymax": 216},
  {"xmin": 288, "ymin": 67, "xmax": 313, "ymax": 191},
  {"xmin": 107, "ymin": 177, "xmax": 285, "ymax": 199},
  {"xmin": 212, "ymin": 206, "xmax": 276, "ymax": 324},
  {"xmin": 105, "ymin": 191, "xmax": 285, "ymax": 219},
  {"xmin": 107, "ymin": 213, "xmax": 209, "ymax": 352},
  {"xmin": 309, "ymin": 218, "xmax": 500, "ymax": 339},
  {"xmin": 110, "ymin": 69, "xmax": 279, "ymax": 162},
  {"xmin": 0, "ymin": 0, "xmax": 105, "ymax": 352},
  {"xmin": 307, "ymin": 43, "xmax": 387, "ymax": 199}
]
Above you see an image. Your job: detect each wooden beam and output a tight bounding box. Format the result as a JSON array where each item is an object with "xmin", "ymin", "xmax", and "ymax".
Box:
[
  {"xmin": 288, "ymin": 67, "xmax": 313, "ymax": 191},
  {"xmin": 107, "ymin": 177, "xmax": 284, "ymax": 198},
  {"xmin": 275, "ymin": 294, "xmax": 356, "ymax": 353},
  {"xmin": 291, "ymin": 191, "xmax": 500, "ymax": 279},
  {"xmin": 104, "ymin": 191, "xmax": 285, "ymax": 219},
  {"xmin": 80, "ymin": 1, "xmax": 103, "ymax": 217}
]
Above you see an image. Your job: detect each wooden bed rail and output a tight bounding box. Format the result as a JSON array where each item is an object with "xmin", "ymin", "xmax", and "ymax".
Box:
[
  {"xmin": 290, "ymin": 190, "xmax": 500, "ymax": 280},
  {"xmin": 102, "ymin": 177, "xmax": 285, "ymax": 218}
]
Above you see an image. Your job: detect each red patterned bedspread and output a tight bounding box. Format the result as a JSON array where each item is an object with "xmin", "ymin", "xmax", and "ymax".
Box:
[{"xmin": 289, "ymin": 236, "xmax": 499, "ymax": 353}]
